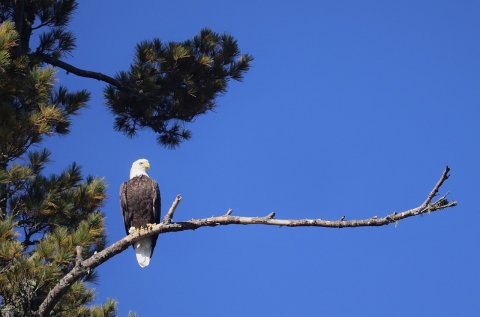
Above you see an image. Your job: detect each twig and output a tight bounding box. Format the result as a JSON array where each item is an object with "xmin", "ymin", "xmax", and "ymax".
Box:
[
  {"xmin": 421, "ymin": 166, "xmax": 450, "ymax": 208},
  {"xmin": 163, "ymin": 194, "xmax": 182, "ymax": 224},
  {"xmin": 34, "ymin": 166, "xmax": 457, "ymax": 317},
  {"xmin": 266, "ymin": 212, "xmax": 275, "ymax": 219},
  {"xmin": 75, "ymin": 246, "xmax": 83, "ymax": 267}
]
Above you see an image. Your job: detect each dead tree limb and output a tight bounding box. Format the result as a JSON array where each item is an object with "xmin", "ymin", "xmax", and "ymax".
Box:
[
  {"xmin": 163, "ymin": 194, "xmax": 182, "ymax": 224},
  {"xmin": 34, "ymin": 166, "xmax": 456, "ymax": 317}
]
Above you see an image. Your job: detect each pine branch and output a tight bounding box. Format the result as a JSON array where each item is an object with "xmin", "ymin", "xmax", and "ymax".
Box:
[
  {"xmin": 38, "ymin": 54, "xmax": 188, "ymax": 100},
  {"xmin": 38, "ymin": 54, "xmax": 135, "ymax": 94},
  {"xmin": 34, "ymin": 166, "xmax": 457, "ymax": 317}
]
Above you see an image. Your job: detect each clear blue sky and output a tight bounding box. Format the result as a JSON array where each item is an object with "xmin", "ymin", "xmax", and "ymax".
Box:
[{"xmin": 41, "ymin": 1, "xmax": 479, "ymax": 316}]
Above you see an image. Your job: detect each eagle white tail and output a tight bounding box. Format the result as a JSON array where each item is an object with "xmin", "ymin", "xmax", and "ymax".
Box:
[{"xmin": 135, "ymin": 237, "xmax": 153, "ymax": 268}]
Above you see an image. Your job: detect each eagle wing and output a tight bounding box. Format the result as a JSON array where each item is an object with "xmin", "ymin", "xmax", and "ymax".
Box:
[
  {"xmin": 120, "ymin": 181, "xmax": 132, "ymax": 235},
  {"xmin": 153, "ymin": 180, "xmax": 161, "ymax": 224},
  {"xmin": 150, "ymin": 179, "xmax": 161, "ymax": 255}
]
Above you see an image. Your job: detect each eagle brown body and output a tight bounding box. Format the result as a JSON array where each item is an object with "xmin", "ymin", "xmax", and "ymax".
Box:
[{"xmin": 120, "ymin": 173, "xmax": 160, "ymax": 267}]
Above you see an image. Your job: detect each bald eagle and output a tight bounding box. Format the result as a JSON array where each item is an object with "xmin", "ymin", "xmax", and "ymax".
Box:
[{"xmin": 120, "ymin": 159, "xmax": 161, "ymax": 268}]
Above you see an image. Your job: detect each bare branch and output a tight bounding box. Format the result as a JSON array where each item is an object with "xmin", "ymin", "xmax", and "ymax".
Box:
[
  {"xmin": 163, "ymin": 194, "xmax": 182, "ymax": 224},
  {"xmin": 75, "ymin": 246, "xmax": 83, "ymax": 267},
  {"xmin": 421, "ymin": 166, "xmax": 450, "ymax": 208},
  {"xmin": 266, "ymin": 212, "xmax": 275, "ymax": 219},
  {"xmin": 34, "ymin": 166, "xmax": 457, "ymax": 317}
]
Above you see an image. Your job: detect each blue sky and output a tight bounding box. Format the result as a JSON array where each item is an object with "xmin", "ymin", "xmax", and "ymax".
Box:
[{"xmin": 39, "ymin": 1, "xmax": 479, "ymax": 316}]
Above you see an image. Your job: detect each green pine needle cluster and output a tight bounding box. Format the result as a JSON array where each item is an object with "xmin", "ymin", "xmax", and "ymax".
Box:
[
  {"xmin": 0, "ymin": 151, "xmax": 111, "ymax": 316},
  {"xmin": 0, "ymin": 22, "xmax": 90, "ymax": 163},
  {"xmin": 0, "ymin": 20, "xmax": 115, "ymax": 317},
  {"xmin": 104, "ymin": 28, "xmax": 253, "ymax": 148}
]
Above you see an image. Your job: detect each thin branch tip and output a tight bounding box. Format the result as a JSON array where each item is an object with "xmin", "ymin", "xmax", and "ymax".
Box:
[
  {"xmin": 422, "ymin": 166, "xmax": 452, "ymax": 208},
  {"xmin": 75, "ymin": 246, "xmax": 83, "ymax": 266},
  {"xmin": 163, "ymin": 194, "xmax": 183, "ymax": 224},
  {"xmin": 266, "ymin": 212, "xmax": 275, "ymax": 219}
]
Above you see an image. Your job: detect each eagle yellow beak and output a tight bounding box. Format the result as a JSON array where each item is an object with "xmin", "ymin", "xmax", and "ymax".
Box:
[{"xmin": 144, "ymin": 161, "xmax": 150, "ymax": 169}]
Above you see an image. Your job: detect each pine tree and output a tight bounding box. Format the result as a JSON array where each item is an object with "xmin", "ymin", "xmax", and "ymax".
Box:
[
  {"xmin": 0, "ymin": 1, "xmax": 252, "ymax": 316},
  {"xmin": 0, "ymin": 20, "xmax": 110, "ymax": 317}
]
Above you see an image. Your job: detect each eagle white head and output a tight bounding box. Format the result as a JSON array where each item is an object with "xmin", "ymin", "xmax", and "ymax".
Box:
[{"xmin": 130, "ymin": 159, "xmax": 150, "ymax": 179}]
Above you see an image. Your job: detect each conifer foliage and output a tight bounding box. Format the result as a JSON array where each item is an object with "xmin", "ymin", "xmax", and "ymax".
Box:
[
  {"xmin": 0, "ymin": 20, "xmax": 110, "ymax": 317},
  {"xmin": 0, "ymin": 1, "xmax": 251, "ymax": 316},
  {"xmin": 104, "ymin": 29, "xmax": 253, "ymax": 148}
]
